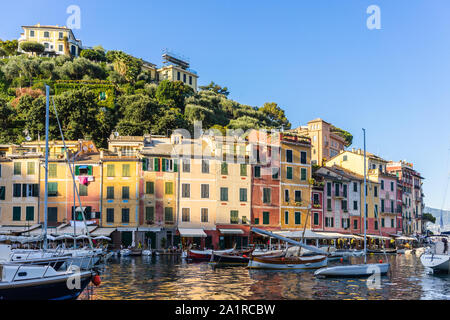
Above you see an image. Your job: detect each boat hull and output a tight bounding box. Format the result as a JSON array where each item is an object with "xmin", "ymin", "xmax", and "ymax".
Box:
[
  {"xmin": 314, "ymin": 263, "xmax": 390, "ymax": 277},
  {"xmin": 210, "ymin": 253, "xmax": 250, "ymax": 265},
  {"xmin": 248, "ymin": 255, "xmax": 327, "ymax": 270},
  {"xmin": 420, "ymin": 254, "xmax": 450, "ymax": 273},
  {"xmin": 187, "ymin": 249, "xmax": 234, "ymax": 261},
  {"xmin": 0, "ymin": 271, "xmax": 93, "ymax": 300}
]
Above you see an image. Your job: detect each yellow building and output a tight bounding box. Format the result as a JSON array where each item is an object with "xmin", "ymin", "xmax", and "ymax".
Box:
[
  {"xmin": 19, "ymin": 23, "xmax": 83, "ymax": 57},
  {"xmin": 157, "ymin": 51, "xmax": 199, "ymax": 92},
  {"xmin": 279, "ymin": 133, "xmax": 312, "ymax": 231},
  {"xmin": 290, "ymin": 119, "xmax": 347, "ymax": 166}
]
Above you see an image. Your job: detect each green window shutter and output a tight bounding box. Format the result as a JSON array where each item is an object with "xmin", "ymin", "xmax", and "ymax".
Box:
[
  {"xmin": 255, "ymin": 218, "xmax": 260, "ymax": 225},
  {"xmin": 48, "ymin": 182, "xmax": 58, "ymax": 196},
  {"xmin": 107, "ymin": 186, "xmax": 114, "ymax": 199},
  {"xmin": 221, "ymin": 162, "xmax": 228, "ymax": 175},
  {"xmin": 13, "ymin": 207, "xmax": 21, "ymax": 221},
  {"xmin": 107, "ymin": 164, "xmax": 115, "ymax": 177},
  {"xmin": 145, "ymin": 207, "xmax": 155, "ymax": 221},
  {"xmin": 27, "ymin": 162, "xmax": 35, "ymax": 175},
  {"xmin": 14, "ymin": 162, "xmax": 21, "ymax": 175},
  {"xmin": 154, "ymin": 158, "xmax": 160, "ymax": 172},
  {"xmin": 162, "ymin": 159, "xmax": 167, "ymax": 172},
  {"xmin": 87, "ymin": 166, "xmax": 93, "ymax": 176},
  {"xmin": 122, "ymin": 164, "xmax": 130, "ymax": 177},
  {"xmin": 0, "ymin": 187, "xmax": 5, "ymax": 200},
  {"xmin": 240, "ymin": 164, "xmax": 247, "ymax": 177},
  {"xmin": 146, "ymin": 182, "xmax": 154, "ymax": 194},
  {"xmin": 263, "ymin": 212, "xmax": 270, "ymax": 225},
  {"xmin": 142, "ymin": 158, "xmax": 148, "ymax": 171},
  {"xmin": 240, "ymin": 188, "xmax": 247, "ymax": 202},
  {"xmin": 301, "ymin": 168, "xmax": 307, "ymax": 181},
  {"xmin": 254, "ymin": 166, "xmax": 261, "ymax": 178},
  {"xmin": 165, "ymin": 207, "xmax": 173, "ymax": 222},
  {"xmin": 79, "ymin": 184, "xmax": 88, "ymax": 196},
  {"xmin": 314, "ymin": 212, "xmax": 319, "ymax": 225},
  {"xmin": 230, "ymin": 211, "xmax": 239, "ymax": 224},
  {"xmin": 26, "ymin": 207, "xmax": 34, "ymax": 221},
  {"xmin": 295, "ymin": 212, "xmax": 301, "ymax": 225},
  {"xmin": 285, "ymin": 211, "xmax": 289, "ymax": 225},
  {"xmin": 75, "ymin": 165, "xmax": 80, "ymax": 176},
  {"xmin": 173, "ymin": 160, "xmax": 178, "ymax": 172},
  {"xmin": 122, "ymin": 186, "xmax": 130, "ymax": 199},
  {"xmin": 287, "ymin": 167, "xmax": 293, "ymax": 180},
  {"xmin": 220, "ymin": 188, "xmax": 228, "ymax": 201},
  {"xmin": 165, "ymin": 182, "xmax": 173, "ymax": 195}
]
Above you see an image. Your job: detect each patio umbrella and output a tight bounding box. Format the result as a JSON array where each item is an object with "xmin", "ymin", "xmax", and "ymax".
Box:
[{"xmin": 94, "ymin": 236, "xmax": 111, "ymax": 241}]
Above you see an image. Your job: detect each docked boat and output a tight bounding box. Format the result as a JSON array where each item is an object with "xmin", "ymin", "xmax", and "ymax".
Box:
[
  {"xmin": 420, "ymin": 239, "xmax": 450, "ymax": 273},
  {"xmin": 142, "ymin": 250, "xmax": 153, "ymax": 256},
  {"xmin": 0, "ymin": 264, "xmax": 94, "ymax": 300},
  {"xmin": 367, "ymin": 248, "xmax": 397, "ymax": 254},
  {"xmin": 120, "ymin": 249, "xmax": 132, "ymax": 257},
  {"xmin": 248, "ymin": 255, "xmax": 327, "ymax": 270},
  {"xmin": 210, "ymin": 251, "xmax": 252, "ymax": 266},
  {"xmin": 187, "ymin": 248, "xmax": 234, "ymax": 261},
  {"xmin": 314, "ymin": 263, "xmax": 390, "ymax": 277}
]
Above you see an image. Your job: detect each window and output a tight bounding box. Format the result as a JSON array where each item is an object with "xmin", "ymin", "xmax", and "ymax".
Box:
[
  {"xmin": 381, "ymin": 200, "xmax": 385, "ymax": 213},
  {"xmin": 342, "ymin": 200, "xmax": 348, "ymax": 211},
  {"xmin": 263, "ymin": 212, "xmax": 270, "ymax": 225},
  {"xmin": 201, "ymin": 208, "xmax": 209, "ymax": 223},
  {"xmin": 48, "ymin": 207, "xmax": 58, "ymax": 222},
  {"xmin": 263, "ymin": 188, "xmax": 271, "ymax": 204},
  {"xmin": 272, "ymin": 168, "xmax": 279, "ymax": 180},
  {"xmin": 353, "ymin": 201, "xmax": 358, "ymax": 211},
  {"xmin": 240, "ymin": 164, "xmax": 247, "ymax": 177},
  {"xmin": 106, "ymin": 186, "xmax": 114, "ymax": 199},
  {"xmin": 391, "ymin": 200, "xmax": 394, "ymax": 213},
  {"xmin": 295, "ymin": 212, "xmax": 301, "ymax": 225},
  {"xmin": 374, "ymin": 186, "xmax": 378, "ymax": 197},
  {"xmin": 13, "ymin": 207, "xmax": 21, "ymax": 221},
  {"xmin": 287, "ymin": 167, "xmax": 293, "ymax": 180},
  {"xmin": 343, "ymin": 155, "xmax": 348, "ymax": 161},
  {"xmin": 145, "ymin": 207, "xmax": 154, "ymax": 222},
  {"xmin": 325, "ymin": 217, "xmax": 334, "ymax": 228},
  {"xmin": 254, "ymin": 166, "xmax": 261, "ymax": 178},
  {"xmin": 107, "ymin": 165, "xmax": 115, "ymax": 177},
  {"xmin": 183, "ymin": 74, "xmax": 187, "ymax": 83},
  {"xmin": 201, "ymin": 184, "xmax": 209, "ymax": 199},
  {"xmin": 230, "ymin": 211, "xmax": 239, "ymax": 224},
  {"xmin": 122, "ymin": 186, "xmax": 130, "ymax": 199},
  {"xmin": 177, "ymin": 72, "xmax": 181, "ymax": 80},
  {"xmin": 286, "ymin": 150, "xmax": 293, "ymax": 163},
  {"xmin": 122, "ymin": 164, "xmax": 131, "ymax": 177},
  {"xmin": 182, "ymin": 159, "xmax": 191, "ymax": 173},
  {"xmin": 284, "ymin": 211, "xmax": 289, "ymax": 224},
  {"xmin": 13, "ymin": 184, "xmax": 21, "ymax": 197},
  {"xmin": 254, "ymin": 218, "xmax": 260, "ymax": 225},
  {"xmin": 122, "ymin": 209, "xmax": 130, "ymax": 223},
  {"xmin": 165, "ymin": 182, "xmax": 173, "ymax": 195},
  {"xmin": 335, "ymin": 184, "xmax": 340, "ymax": 197},
  {"xmin": 295, "ymin": 190, "xmax": 302, "ymax": 203},
  {"xmin": 240, "ymin": 188, "xmax": 247, "ymax": 202},
  {"xmin": 99, "ymin": 92, "xmax": 106, "ymax": 101},
  {"xmin": 374, "ymin": 204, "xmax": 379, "ymax": 218},
  {"xmin": 75, "ymin": 165, "xmax": 93, "ymax": 176},
  {"xmin": 48, "ymin": 182, "xmax": 58, "ymax": 197},
  {"xmin": 353, "ymin": 182, "xmax": 358, "ymax": 192},
  {"xmin": 30, "ymin": 30, "xmax": 35, "ymax": 37},
  {"xmin": 381, "ymin": 218, "xmax": 385, "ymax": 228},
  {"xmin": 220, "ymin": 188, "xmax": 228, "ymax": 201},
  {"xmin": 44, "ymin": 31, "xmax": 50, "ymax": 38},
  {"xmin": 374, "ymin": 220, "xmax": 378, "ymax": 230},
  {"xmin": 202, "ymin": 160, "xmax": 209, "ymax": 173},
  {"xmin": 27, "ymin": 162, "xmax": 35, "ymax": 175},
  {"xmin": 327, "ymin": 199, "xmax": 332, "ymax": 211},
  {"xmin": 301, "ymin": 168, "xmax": 307, "ymax": 181},
  {"xmin": 327, "ymin": 183, "xmax": 332, "ymax": 197},
  {"xmin": 189, "ymin": 76, "xmax": 192, "ymax": 85},
  {"xmin": 182, "ymin": 184, "xmax": 190, "ymax": 198},
  {"xmin": 106, "ymin": 209, "xmax": 114, "ymax": 223},
  {"xmin": 381, "ymin": 180, "xmax": 384, "ymax": 190},
  {"xmin": 391, "ymin": 182, "xmax": 394, "ymax": 192},
  {"xmin": 146, "ymin": 182, "xmax": 154, "ymax": 195},
  {"xmin": 14, "ymin": 162, "xmax": 21, "ymax": 175},
  {"xmin": 221, "ymin": 162, "xmax": 228, "ymax": 175},
  {"xmin": 314, "ymin": 212, "xmax": 319, "ymax": 225},
  {"xmin": 182, "ymin": 208, "xmax": 190, "ymax": 222},
  {"xmin": 26, "ymin": 207, "xmax": 34, "ymax": 221},
  {"xmin": 0, "ymin": 186, "xmax": 5, "ymax": 200},
  {"xmin": 79, "ymin": 184, "xmax": 88, "ymax": 197},
  {"xmin": 300, "ymin": 151, "xmax": 307, "ymax": 164},
  {"xmin": 59, "ymin": 44, "xmax": 63, "ymax": 52},
  {"xmin": 391, "ymin": 219, "xmax": 394, "ymax": 228},
  {"xmin": 343, "ymin": 185, "xmax": 347, "ymax": 197},
  {"xmin": 353, "ymin": 219, "xmax": 358, "ymax": 229},
  {"xmin": 49, "ymin": 164, "xmax": 57, "ymax": 178},
  {"xmin": 165, "ymin": 207, "xmax": 174, "ymax": 222}
]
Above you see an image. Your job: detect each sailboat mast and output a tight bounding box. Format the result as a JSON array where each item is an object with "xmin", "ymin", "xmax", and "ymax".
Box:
[
  {"xmin": 43, "ymin": 85, "xmax": 50, "ymax": 251},
  {"xmin": 363, "ymin": 128, "xmax": 367, "ymax": 264}
]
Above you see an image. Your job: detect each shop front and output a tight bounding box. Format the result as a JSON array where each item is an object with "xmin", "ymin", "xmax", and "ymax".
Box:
[
  {"xmin": 178, "ymin": 228, "xmax": 207, "ymax": 250},
  {"xmin": 217, "ymin": 227, "xmax": 250, "ymax": 250}
]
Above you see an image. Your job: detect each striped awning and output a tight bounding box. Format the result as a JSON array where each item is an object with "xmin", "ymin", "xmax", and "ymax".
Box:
[
  {"xmin": 90, "ymin": 228, "xmax": 116, "ymax": 237},
  {"xmin": 219, "ymin": 229, "xmax": 245, "ymax": 235},
  {"xmin": 178, "ymin": 228, "xmax": 207, "ymax": 238}
]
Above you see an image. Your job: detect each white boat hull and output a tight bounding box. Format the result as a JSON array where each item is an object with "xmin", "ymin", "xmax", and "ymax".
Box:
[
  {"xmin": 248, "ymin": 256, "xmax": 327, "ymax": 270},
  {"xmin": 420, "ymin": 254, "xmax": 450, "ymax": 272},
  {"xmin": 314, "ymin": 263, "xmax": 390, "ymax": 277},
  {"xmin": 142, "ymin": 250, "xmax": 153, "ymax": 256}
]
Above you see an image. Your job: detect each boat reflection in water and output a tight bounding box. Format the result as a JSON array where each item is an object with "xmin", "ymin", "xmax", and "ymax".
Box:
[{"xmin": 78, "ymin": 253, "xmax": 450, "ymax": 300}]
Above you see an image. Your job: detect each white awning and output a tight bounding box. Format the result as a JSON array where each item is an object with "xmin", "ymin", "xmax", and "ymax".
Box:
[
  {"xmin": 55, "ymin": 225, "xmax": 97, "ymax": 236},
  {"xmin": 315, "ymin": 232, "xmax": 356, "ymax": 239},
  {"xmin": 219, "ymin": 229, "xmax": 244, "ymax": 235},
  {"xmin": 365, "ymin": 234, "xmax": 392, "ymax": 240},
  {"xmin": 0, "ymin": 225, "xmax": 41, "ymax": 235},
  {"xmin": 137, "ymin": 227, "xmax": 161, "ymax": 232},
  {"xmin": 90, "ymin": 228, "xmax": 116, "ymax": 237},
  {"xmin": 274, "ymin": 230, "xmax": 325, "ymax": 239},
  {"xmin": 395, "ymin": 236, "xmax": 417, "ymax": 241},
  {"xmin": 178, "ymin": 228, "xmax": 207, "ymax": 238}
]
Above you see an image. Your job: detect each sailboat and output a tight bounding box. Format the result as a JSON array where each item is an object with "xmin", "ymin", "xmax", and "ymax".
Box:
[{"xmin": 314, "ymin": 128, "xmax": 390, "ymax": 277}]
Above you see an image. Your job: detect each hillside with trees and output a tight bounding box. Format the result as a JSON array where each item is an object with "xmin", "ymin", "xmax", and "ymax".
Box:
[{"xmin": 0, "ymin": 42, "xmax": 292, "ymax": 148}]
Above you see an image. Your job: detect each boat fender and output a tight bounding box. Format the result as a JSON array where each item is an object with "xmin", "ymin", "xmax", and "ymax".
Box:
[
  {"xmin": 340, "ymin": 258, "xmax": 344, "ymax": 263},
  {"xmin": 243, "ymin": 255, "xmax": 248, "ymax": 258},
  {"xmin": 92, "ymin": 275, "xmax": 101, "ymax": 286},
  {"xmin": 379, "ymin": 260, "xmax": 383, "ymax": 263}
]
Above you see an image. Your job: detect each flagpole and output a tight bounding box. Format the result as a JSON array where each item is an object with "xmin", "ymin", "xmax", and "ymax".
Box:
[
  {"xmin": 363, "ymin": 128, "xmax": 367, "ymax": 264},
  {"xmin": 43, "ymin": 85, "xmax": 50, "ymax": 251}
]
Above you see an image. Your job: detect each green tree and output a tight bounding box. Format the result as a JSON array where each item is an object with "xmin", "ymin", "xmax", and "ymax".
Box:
[
  {"xmin": 423, "ymin": 213, "xmax": 436, "ymax": 224},
  {"xmin": 106, "ymin": 50, "xmax": 142, "ymax": 83},
  {"xmin": 155, "ymin": 80, "xmax": 194, "ymax": 110},
  {"xmin": 0, "ymin": 96, "xmax": 17, "ymax": 143},
  {"xmin": 259, "ymin": 102, "xmax": 291, "ymax": 129},
  {"xmin": 199, "ymin": 81, "xmax": 230, "ymax": 97},
  {"xmin": 0, "ymin": 40, "xmax": 19, "ymax": 56},
  {"xmin": 20, "ymin": 41, "xmax": 45, "ymax": 56},
  {"xmin": 80, "ymin": 48, "xmax": 106, "ymax": 62}
]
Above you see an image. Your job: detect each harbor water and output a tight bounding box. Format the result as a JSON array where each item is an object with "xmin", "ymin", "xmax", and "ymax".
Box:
[{"xmin": 79, "ymin": 253, "xmax": 450, "ymax": 300}]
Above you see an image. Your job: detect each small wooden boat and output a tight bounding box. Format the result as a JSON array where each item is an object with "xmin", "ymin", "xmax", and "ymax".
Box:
[
  {"xmin": 314, "ymin": 263, "xmax": 390, "ymax": 277},
  {"xmin": 187, "ymin": 248, "xmax": 234, "ymax": 261},
  {"xmin": 210, "ymin": 251, "xmax": 252, "ymax": 265},
  {"xmin": 248, "ymin": 255, "xmax": 327, "ymax": 270}
]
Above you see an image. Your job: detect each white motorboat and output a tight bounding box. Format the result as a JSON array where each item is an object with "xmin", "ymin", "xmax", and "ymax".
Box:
[
  {"xmin": 142, "ymin": 250, "xmax": 153, "ymax": 256},
  {"xmin": 314, "ymin": 263, "xmax": 390, "ymax": 277},
  {"xmin": 248, "ymin": 254, "xmax": 328, "ymax": 270},
  {"xmin": 120, "ymin": 249, "xmax": 132, "ymax": 257},
  {"xmin": 420, "ymin": 240, "xmax": 450, "ymax": 273},
  {"xmin": 0, "ymin": 263, "xmax": 94, "ymax": 300}
]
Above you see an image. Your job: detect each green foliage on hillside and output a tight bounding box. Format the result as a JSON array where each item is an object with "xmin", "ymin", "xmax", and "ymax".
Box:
[
  {"xmin": 0, "ymin": 47, "xmax": 293, "ymax": 148},
  {"xmin": 330, "ymin": 125, "xmax": 353, "ymax": 147}
]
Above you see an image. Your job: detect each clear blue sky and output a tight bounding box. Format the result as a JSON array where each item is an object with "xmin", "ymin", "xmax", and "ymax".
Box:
[{"xmin": 1, "ymin": 0, "xmax": 450, "ymax": 209}]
